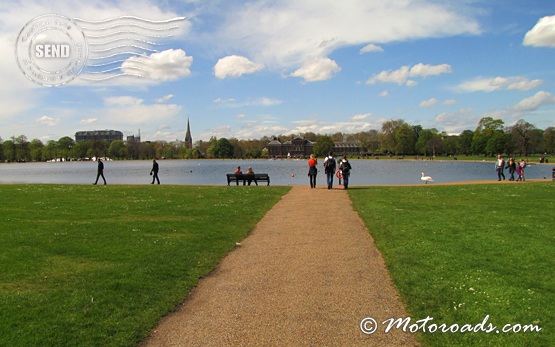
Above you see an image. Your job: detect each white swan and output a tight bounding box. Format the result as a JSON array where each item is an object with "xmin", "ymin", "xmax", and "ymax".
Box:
[{"xmin": 421, "ymin": 172, "xmax": 433, "ymax": 184}]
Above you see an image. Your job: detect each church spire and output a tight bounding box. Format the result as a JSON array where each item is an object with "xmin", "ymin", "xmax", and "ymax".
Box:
[{"xmin": 185, "ymin": 117, "xmax": 193, "ymax": 149}]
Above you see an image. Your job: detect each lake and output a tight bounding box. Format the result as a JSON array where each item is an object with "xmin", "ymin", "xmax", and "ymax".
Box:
[{"xmin": 0, "ymin": 159, "xmax": 553, "ymax": 185}]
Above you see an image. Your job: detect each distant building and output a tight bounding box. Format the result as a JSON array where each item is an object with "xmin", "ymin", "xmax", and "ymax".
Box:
[
  {"xmin": 75, "ymin": 130, "xmax": 123, "ymax": 142},
  {"xmin": 184, "ymin": 118, "xmax": 193, "ymax": 149},
  {"xmin": 267, "ymin": 137, "xmax": 361, "ymax": 158},
  {"xmin": 126, "ymin": 129, "xmax": 141, "ymax": 143},
  {"xmin": 267, "ymin": 137, "xmax": 315, "ymax": 158},
  {"xmin": 334, "ymin": 142, "xmax": 361, "ymax": 156}
]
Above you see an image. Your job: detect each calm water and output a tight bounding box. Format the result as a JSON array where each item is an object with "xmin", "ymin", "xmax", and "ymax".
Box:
[{"xmin": 0, "ymin": 159, "xmax": 553, "ymax": 185}]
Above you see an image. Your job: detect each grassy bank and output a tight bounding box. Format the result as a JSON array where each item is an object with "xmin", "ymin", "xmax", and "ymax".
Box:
[
  {"xmin": 0, "ymin": 184, "xmax": 290, "ymax": 346},
  {"xmin": 349, "ymin": 182, "xmax": 554, "ymax": 346}
]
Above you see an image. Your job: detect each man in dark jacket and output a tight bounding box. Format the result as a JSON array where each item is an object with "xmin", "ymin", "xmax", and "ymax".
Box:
[
  {"xmin": 323, "ymin": 152, "xmax": 336, "ymax": 190},
  {"xmin": 93, "ymin": 158, "xmax": 106, "ymax": 185},
  {"xmin": 339, "ymin": 155, "xmax": 352, "ymax": 189},
  {"xmin": 150, "ymin": 158, "xmax": 160, "ymax": 184}
]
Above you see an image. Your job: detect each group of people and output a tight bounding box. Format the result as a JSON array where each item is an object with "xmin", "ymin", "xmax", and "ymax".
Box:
[
  {"xmin": 233, "ymin": 166, "xmax": 254, "ymax": 175},
  {"xmin": 495, "ymin": 154, "xmax": 527, "ymax": 182},
  {"xmin": 93, "ymin": 158, "xmax": 161, "ymax": 185},
  {"xmin": 233, "ymin": 165, "xmax": 256, "ymax": 185},
  {"xmin": 308, "ymin": 152, "xmax": 352, "ymax": 190}
]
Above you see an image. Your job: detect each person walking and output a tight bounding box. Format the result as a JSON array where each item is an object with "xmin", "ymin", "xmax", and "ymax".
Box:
[
  {"xmin": 519, "ymin": 158, "xmax": 527, "ymax": 181},
  {"xmin": 323, "ymin": 152, "xmax": 336, "ymax": 190},
  {"xmin": 495, "ymin": 154, "xmax": 505, "ymax": 181},
  {"xmin": 307, "ymin": 154, "xmax": 318, "ymax": 188},
  {"xmin": 93, "ymin": 158, "xmax": 106, "ymax": 185},
  {"xmin": 506, "ymin": 157, "xmax": 516, "ymax": 181},
  {"xmin": 339, "ymin": 155, "xmax": 352, "ymax": 189},
  {"xmin": 150, "ymin": 158, "xmax": 160, "ymax": 184}
]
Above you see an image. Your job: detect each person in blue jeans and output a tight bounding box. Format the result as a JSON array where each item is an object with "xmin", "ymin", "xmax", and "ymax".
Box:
[
  {"xmin": 323, "ymin": 152, "xmax": 336, "ymax": 189},
  {"xmin": 339, "ymin": 155, "xmax": 352, "ymax": 189}
]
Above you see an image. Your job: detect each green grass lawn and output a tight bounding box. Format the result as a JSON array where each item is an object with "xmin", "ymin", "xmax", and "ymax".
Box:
[
  {"xmin": 349, "ymin": 182, "xmax": 554, "ymax": 346},
  {"xmin": 0, "ymin": 184, "xmax": 290, "ymax": 346}
]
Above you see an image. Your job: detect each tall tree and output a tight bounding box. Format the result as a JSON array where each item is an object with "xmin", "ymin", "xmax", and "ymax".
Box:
[
  {"xmin": 394, "ymin": 123, "xmax": 416, "ymax": 155},
  {"xmin": 510, "ymin": 119, "xmax": 537, "ymax": 156},
  {"xmin": 457, "ymin": 130, "xmax": 474, "ymax": 155},
  {"xmin": 43, "ymin": 140, "xmax": 58, "ymax": 160},
  {"xmin": 210, "ymin": 138, "xmax": 234, "ymax": 158},
  {"xmin": 380, "ymin": 119, "xmax": 405, "ymax": 154},
  {"xmin": 313, "ymin": 135, "xmax": 335, "ymax": 157},
  {"xmin": 3, "ymin": 140, "xmax": 15, "ymax": 162},
  {"xmin": 108, "ymin": 140, "xmax": 127, "ymax": 159},
  {"xmin": 415, "ymin": 129, "xmax": 438, "ymax": 156},
  {"xmin": 57, "ymin": 136, "xmax": 75, "ymax": 160},
  {"xmin": 14, "ymin": 135, "xmax": 30, "ymax": 161},
  {"xmin": 472, "ymin": 117, "xmax": 504, "ymax": 155},
  {"xmin": 543, "ymin": 127, "xmax": 555, "ymax": 154},
  {"xmin": 29, "ymin": 139, "xmax": 44, "ymax": 162},
  {"xmin": 0, "ymin": 137, "xmax": 4, "ymax": 161},
  {"xmin": 485, "ymin": 131, "xmax": 508, "ymax": 155}
]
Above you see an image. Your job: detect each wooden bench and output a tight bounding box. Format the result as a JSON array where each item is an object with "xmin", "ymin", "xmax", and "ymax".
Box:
[{"xmin": 227, "ymin": 173, "xmax": 270, "ymax": 186}]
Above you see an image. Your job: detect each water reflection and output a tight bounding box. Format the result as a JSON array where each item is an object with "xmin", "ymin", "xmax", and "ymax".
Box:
[{"xmin": 0, "ymin": 159, "xmax": 552, "ymax": 185}]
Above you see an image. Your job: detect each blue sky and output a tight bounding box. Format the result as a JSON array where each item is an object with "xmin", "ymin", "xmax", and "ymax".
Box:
[{"xmin": 1, "ymin": 0, "xmax": 554, "ymax": 143}]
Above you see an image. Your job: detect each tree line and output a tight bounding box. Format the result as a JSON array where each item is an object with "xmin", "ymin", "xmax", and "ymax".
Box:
[{"xmin": 1, "ymin": 117, "xmax": 553, "ymax": 162}]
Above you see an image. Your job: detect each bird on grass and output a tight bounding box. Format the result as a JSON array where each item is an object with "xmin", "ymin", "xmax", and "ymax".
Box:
[{"xmin": 421, "ymin": 172, "xmax": 433, "ymax": 184}]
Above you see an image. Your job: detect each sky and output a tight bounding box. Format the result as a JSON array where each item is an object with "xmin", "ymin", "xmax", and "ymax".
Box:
[{"xmin": 1, "ymin": 0, "xmax": 554, "ymax": 143}]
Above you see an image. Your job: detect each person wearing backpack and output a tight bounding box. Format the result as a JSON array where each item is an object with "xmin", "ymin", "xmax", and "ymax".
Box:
[
  {"xmin": 339, "ymin": 155, "xmax": 352, "ymax": 189},
  {"xmin": 323, "ymin": 152, "xmax": 336, "ymax": 189}
]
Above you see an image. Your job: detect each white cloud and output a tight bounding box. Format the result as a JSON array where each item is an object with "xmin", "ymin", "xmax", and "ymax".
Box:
[
  {"xmin": 214, "ymin": 0, "xmax": 480, "ymax": 69},
  {"xmin": 214, "ymin": 55, "xmax": 265, "ymax": 79},
  {"xmin": 433, "ymin": 109, "xmax": 477, "ymax": 134},
  {"xmin": 214, "ymin": 98, "xmax": 236, "ymax": 104},
  {"xmin": 80, "ymin": 118, "xmax": 98, "ymax": 125},
  {"xmin": 234, "ymin": 124, "xmax": 289, "ymax": 139},
  {"xmin": 410, "ymin": 63, "xmax": 452, "ymax": 78},
  {"xmin": 455, "ymin": 76, "xmax": 542, "ymax": 92},
  {"xmin": 360, "ymin": 44, "xmax": 383, "ymax": 54},
  {"xmin": 122, "ymin": 49, "xmax": 193, "ymax": 81},
  {"xmin": 379, "ymin": 90, "xmax": 389, "ymax": 97},
  {"xmin": 36, "ymin": 116, "xmax": 60, "ymax": 126},
  {"xmin": 352, "ymin": 113, "xmax": 371, "ymax": 121},
  {"xmin": 511, "ymin": 91, "xmax": 555, "ymax": 111},
  {"xmin": 212, "ymin": 97, "xmax": 281, "ymax": 108},
  {"xmin": 368, "ymin": 66, "xmax": 410, "ymax": 85},
  {"xmin": 367, "ymin": 63, "xmax": 451, "ymax": 86},
  {"xmin": 419, "ymin": 98, "xmax": 437, "ymax": 107},
  {"xmin": 102, "ymin": 96, "xmax": 181, "ymax": 124},
  {"xmin": 523, "ymin": 15, "xmax": 555, "ymax": 47},
  {"xmin": 443, "ymin": 99, "xmax": 457, "ymax": 106},
  {"xmin": 290, "ymin": 57, "xmax": 341, "ymax": 82},
  {"xmin": 286, "ymin": 116, "xmax": 375, "ymax": 135},
  {"xmin": 156, "ymin": 94, "xmax": 174, "ymax": 103},
  {"xmin": 105, "ymin": 96, "xmax": 144, "ymax": 107},
  {"xmin": 258, "ymin": 97, "xmax": 282, "ymax": 106}
]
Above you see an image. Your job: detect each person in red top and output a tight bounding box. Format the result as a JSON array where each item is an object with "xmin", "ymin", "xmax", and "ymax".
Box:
[{"xmin": 307, "ymin": 154, "xmax": 318, "ymax": 188}]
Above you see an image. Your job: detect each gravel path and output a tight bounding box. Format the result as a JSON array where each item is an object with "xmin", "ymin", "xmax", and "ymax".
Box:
[{"xmin": 141, "ymin": 186, "xmax": 418, "ymax": 346}]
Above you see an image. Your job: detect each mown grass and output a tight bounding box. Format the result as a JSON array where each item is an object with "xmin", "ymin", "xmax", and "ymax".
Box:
[
  {"xmin": 349, "ymin": 182, "xmax": 554, "ymax": 346},
  {"xmin": 0, "ymin": 184, "xmax": 290, "ymax": 346}
]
